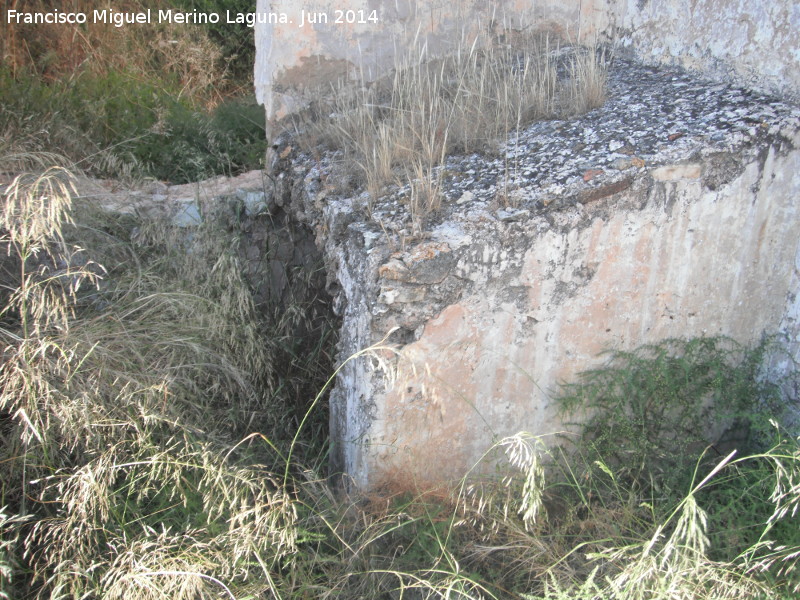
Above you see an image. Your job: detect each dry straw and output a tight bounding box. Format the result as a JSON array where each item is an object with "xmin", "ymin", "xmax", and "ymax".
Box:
[{"xmin": 298, "ymin": 29, "xmax": 607, "ymax": 227}]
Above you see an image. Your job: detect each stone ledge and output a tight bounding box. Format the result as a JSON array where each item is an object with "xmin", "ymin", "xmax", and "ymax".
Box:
[{"xmin": 289, "ymin": 54, "xmax": 800, "ymax": 489}]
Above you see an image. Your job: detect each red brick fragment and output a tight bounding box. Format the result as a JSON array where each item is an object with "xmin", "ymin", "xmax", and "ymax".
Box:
[
  {"xmin": 583, "ymin": 169, "xmax": 604, "ymax": 182},
  {"xmin": 579, "ymin": 177, "xmax": 633, "ymax": 204}
]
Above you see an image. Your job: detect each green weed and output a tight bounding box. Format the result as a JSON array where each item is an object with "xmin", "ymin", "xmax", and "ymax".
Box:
[
  {"xmin": 0, "ymin": 66, "xmax": 267, "ymax": 183},
  {"xmin": 134, "ymin": 96, "xmax": 267, "ymax": 183},
  {"xmin": 1, "ymin": 0, "xmax": 264, "ymax": 183},
  {"xmin": 557, "ymin": 336, "xmax": 795, "ymax": 492}
]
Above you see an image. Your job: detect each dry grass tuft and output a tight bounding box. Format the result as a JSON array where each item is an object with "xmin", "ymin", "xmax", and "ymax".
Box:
[
  {"xmin": 1, "ymin": 0, "xmax": 230, "ymax": 105},
  {"xmin": 298, "ymin": 31, "xmax": 607, "ymax": 226},
  {"xmin": 0, "ymin": 157, "xmax": 303, "ymax": 598}
]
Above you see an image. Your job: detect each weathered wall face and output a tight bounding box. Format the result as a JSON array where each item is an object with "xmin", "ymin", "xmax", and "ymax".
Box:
[
  {"xmin": 280, "ymin": 52, "xmax": 800, "ymax": 489},
  {"xmin": 368, "ymin": 146, "xmax": 800, "ymax": 486},
  {"xmin": 254, "ymin": 0, "xmax": 584, "ymax": 120},
  {"xmin": 314, "ymin": 144, "xmax": 800, "ymax": 488},
  {"xmin": 255, "ymin": 0, "xmax": 800, "ymax": 120},
  {"xmin": 255, "ymin": 1, "xmax": 800, "ymax": 490},
  {"xmin": 609, "ymin": 0, "xmax": 800, "ymax": 101}
]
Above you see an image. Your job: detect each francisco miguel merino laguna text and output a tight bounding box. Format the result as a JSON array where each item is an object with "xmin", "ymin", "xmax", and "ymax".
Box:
[{"xmin": 7, "ymin": 8, "xmax": 379, "ymax": 27}]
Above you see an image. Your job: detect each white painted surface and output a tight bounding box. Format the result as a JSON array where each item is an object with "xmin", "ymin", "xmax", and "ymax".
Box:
[{"xmin": 255, "ymin": 0, "xmax": 799, "ymax": 121}]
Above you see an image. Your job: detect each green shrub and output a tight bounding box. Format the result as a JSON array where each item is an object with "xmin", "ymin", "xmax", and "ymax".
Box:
[
  {"xmin": 699, "ymin": 454, "xmax": 800, "ymax": 565},
  {"xmin": 0, "ymin": 66, "xmax": 181, "ymax": 176},
  {"xmin": 1, "ymin": 66, "xmax": 267, "ymax": 182},
  {"xmin": 538, "ymin": 337, "xmax": 800, "ymax": 598},
  {"xmin": 133, "ymin": 96, "xmax": 267, "ymax": 183},
  {"xmin": 2, "ymin": 0, "xmax": 264, "ymax": 183},
  {"xmin": 557, "ymin": 337, "xmax": 795, "ymax": 492}
]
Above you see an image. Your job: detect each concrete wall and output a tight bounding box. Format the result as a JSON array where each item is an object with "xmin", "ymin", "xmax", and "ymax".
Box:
[
  {"xmin": 306, "ymin": 135, "xmax": 800, "ymax": 489},
  {"xmin": 256, "ymin": 1, "xmax": 800, "ymax": 490},
  {"xmin": 379, "ymin": 148, "xmax": 800, "ymax": 486},
  {"xmin": 609, "ymin": 0, "xmax": 800, "ymax": 101},
  {"xmin": 278, "ymin": 44, "xmax": 800, "ymax": 486},
  {"xmin": 255, "ymin": 0, "xmax": 800, "ymax": 121}
]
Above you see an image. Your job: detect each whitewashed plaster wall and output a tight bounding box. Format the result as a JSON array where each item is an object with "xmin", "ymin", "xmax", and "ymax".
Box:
[
  {"xmin": 254, "ymin": 1, "xmax": 800, "ymax": 489},
  {"xmin": 315, "ymin": 137, "xmax": 800, "ymax": 488},
  {"xmin": 254, "ymin": 0, "xmax": 585, "ymax": 120},
  {"xmin": 608, "ymin": 0, "xmax": 800, "ymax": 101},
  {"xmin": 255, "ymin": 0, "xmax": 800, "ymax": 121}
]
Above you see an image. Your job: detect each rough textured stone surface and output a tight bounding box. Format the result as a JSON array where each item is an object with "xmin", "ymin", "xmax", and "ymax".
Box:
[
  {"xmin": 279, "ymin": 57, "xmax": 800, "ymax": 490},
  {"xmin": 71, "ymin": 170, "xmax": 327, "ymax": 313},
  {"xmin": 252, "ymin": 0, "xmax": 800, "ymax": 490},
  {"xmin": 84, "ymin": 170, "xmax": 272, "ymax": 224},
  {"xmin": 610, "ymin": 0, "xmax": 800, "ymax": 102}
]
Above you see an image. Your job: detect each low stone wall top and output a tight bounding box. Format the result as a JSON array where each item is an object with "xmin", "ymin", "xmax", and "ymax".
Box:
[{"xmin": 73, "ymin": 170, "xmax": 272, "ymax": 226}]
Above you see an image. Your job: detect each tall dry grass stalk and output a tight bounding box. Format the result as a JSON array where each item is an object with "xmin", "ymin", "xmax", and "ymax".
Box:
[
  {"xmin": 448, "ymin": 430, "xmax": 800, "ymax": 599},
  {"xmin": 1, "ymin": 0, "xmax": 227, "ymax": 104},
  {"xmin": 299, "ymin": 31, "xmax": 607, "ymax": 225},
  {"xmin": 0, "ymin": 158, "xmax": 301, "ymax": 598}
]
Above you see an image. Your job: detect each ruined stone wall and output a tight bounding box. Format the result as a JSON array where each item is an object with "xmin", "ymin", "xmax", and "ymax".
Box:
[
  {"xmin": 255, "ymin": 0, "xmax": 800, "ymax": 121},
  {"xmin": 254, "ymin": 1, "xmax": 800, "ymax": 489},
  {"xmin": 366, "ymin": 146, "xmax": 799, "ymax": 486},
  {"xmin": 280, "ymin": 55, "xmax": 800, "ymax": 489},
  {"xmin": 607, "ymin": 0, "xmax": 800, "ymax": 101}
]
